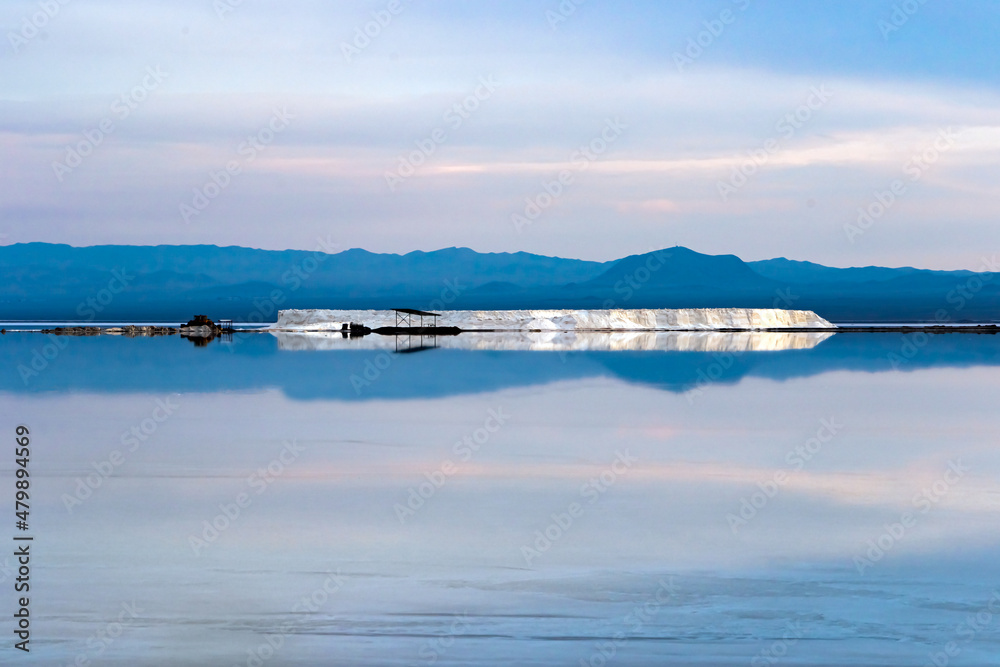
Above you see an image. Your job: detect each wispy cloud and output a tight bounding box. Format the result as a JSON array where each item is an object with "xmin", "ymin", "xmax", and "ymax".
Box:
[{"xmin": 2, "ymin": 2, "xmax": 999, "ymax": 268}]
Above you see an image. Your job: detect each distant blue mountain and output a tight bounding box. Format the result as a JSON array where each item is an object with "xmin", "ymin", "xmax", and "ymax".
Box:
[
  {"xmin": 747, "ymin": 257, "xmax": 927, "ymax": 284},
  {"xmin": 586, "ymin": 247, "xmax": 773, "ymax": 289},
  {"xmin": 0, "ymin": 243, "xmax": 996, "ymax": 323}
]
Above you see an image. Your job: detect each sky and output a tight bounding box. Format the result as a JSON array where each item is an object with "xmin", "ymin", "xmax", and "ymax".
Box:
[{"xmin": 1, "ymin": 0, "xmax": 999, "ymax": 269}]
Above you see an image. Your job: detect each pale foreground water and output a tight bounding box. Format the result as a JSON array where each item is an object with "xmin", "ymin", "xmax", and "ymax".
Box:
[{"xmin": 1, "ymin": 331, "xmax": 999, "ymax": 665}]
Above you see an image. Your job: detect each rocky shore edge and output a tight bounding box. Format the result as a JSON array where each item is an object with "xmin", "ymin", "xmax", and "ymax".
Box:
[
  {"xmin": 38, "ymin": 325, "xmax": 178, "ymax": 337},
  {"xmin": 18, "ymin": 315, "xmax": 237, "ymax": 340}
]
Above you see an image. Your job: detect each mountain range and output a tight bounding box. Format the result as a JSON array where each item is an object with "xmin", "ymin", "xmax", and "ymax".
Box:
[{"xmin": 0, "ymin": 243, "xmax": 996, "ymax": 323}]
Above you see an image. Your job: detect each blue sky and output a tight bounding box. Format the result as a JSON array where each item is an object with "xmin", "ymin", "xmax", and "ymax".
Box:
[{"xmin": 2, "ymin": 0, "xmax": 999, "ymax": 269}]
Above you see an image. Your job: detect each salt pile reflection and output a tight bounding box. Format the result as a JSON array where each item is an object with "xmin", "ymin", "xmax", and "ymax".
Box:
[{"xmin": 271, "ymin": 330, "xmax": 837, "ymax": 352}]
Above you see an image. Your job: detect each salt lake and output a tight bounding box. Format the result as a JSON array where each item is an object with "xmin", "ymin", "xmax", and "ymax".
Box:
[{"xmin": 1, "ymin": 329, "xmax": 999, "ymax": 665}]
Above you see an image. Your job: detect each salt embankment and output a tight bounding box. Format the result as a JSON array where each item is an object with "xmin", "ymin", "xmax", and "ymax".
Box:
[{"xmin": 271, "ymin": 308, "xmax": 835, "ymax": 332}]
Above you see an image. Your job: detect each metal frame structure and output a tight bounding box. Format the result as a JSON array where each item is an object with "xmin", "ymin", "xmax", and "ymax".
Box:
[{"xmin": 392, "ymin": 308, "xmax": 441, "ymax": 328}]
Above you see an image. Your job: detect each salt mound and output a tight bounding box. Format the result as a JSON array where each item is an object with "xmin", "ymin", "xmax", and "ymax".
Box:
[{"xmin": 272, "ymin": 308, "xmax": 835, "ymax": 331}]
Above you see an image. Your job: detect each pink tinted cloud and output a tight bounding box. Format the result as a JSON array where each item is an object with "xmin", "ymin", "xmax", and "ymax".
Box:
[{"xmin": 615, "ymin": 198, "xmax": 679, "ymax": 215}]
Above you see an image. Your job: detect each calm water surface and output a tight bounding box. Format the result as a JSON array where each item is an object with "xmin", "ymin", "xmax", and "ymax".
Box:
[{"xmin": 1, "ymin": 330, "xmax": 999, "ymax": 665}]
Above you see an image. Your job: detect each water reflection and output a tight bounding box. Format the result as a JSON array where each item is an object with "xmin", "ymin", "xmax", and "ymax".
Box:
[
  {"xmin": 2, "ymin": 331, "xmax": 1000, "ymax": 664},
  {"xmin": 2, "ymin": 330, "xmax": 999, "ymax": 401},
  {"xmin": 272, "ymin": 330, "xmax": 836, "ymax": 352}
]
